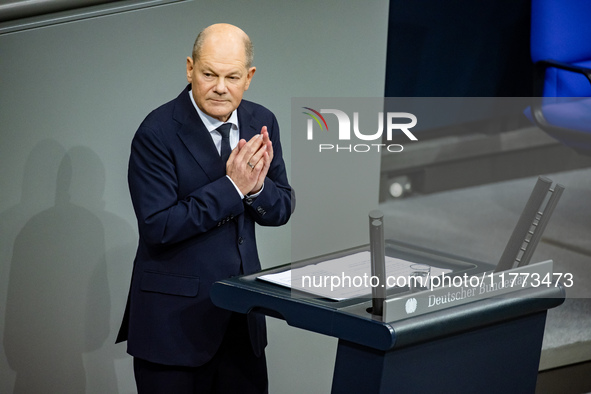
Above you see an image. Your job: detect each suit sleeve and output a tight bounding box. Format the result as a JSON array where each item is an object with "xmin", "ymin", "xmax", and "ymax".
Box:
[
  {"xmin": 244, "ymin": 114, "xmax": 295, "ymax": 226},
  {"xmin": 128, "ymin": 124, "xmax": 245, "ymax": 247}
]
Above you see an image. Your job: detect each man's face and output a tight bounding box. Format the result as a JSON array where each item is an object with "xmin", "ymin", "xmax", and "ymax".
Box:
[{"xmin": 186, "ymin": 36, "xmax": 255, "ymax": 122}]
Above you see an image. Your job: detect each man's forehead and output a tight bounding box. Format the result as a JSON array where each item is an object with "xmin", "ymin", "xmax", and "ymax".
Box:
[
  {"xmin": 196, "ymin": 58, "xmax": 246, "ymax": 74},
  {"xmin": 198, "ymin": 40, "xmax": 247, "ymax": 67},
  {"xmin": 202, "ymin": 35, "xmax": 244, "ymax": 54}
]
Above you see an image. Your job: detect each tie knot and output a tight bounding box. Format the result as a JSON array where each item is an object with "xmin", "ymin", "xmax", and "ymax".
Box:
[{"xmin": 217, "ymin": 123, "xmax": 232, "ymax": 139}]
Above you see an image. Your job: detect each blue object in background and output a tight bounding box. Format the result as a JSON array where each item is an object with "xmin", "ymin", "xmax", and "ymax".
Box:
[{"xmin": 527, "ymin": 0, "xmax": 591, "ymax": 155}]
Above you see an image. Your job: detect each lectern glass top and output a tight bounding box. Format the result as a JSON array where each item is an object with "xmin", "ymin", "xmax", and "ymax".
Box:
[{"xmin": 250, "ymin": 240, "xmax": 493, "ymax": 310}]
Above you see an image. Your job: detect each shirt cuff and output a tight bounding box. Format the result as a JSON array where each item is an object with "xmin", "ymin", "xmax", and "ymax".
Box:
[
  {"xmin": 247, "ymin": 184, "xmax": 264, "ymax": 199},
  {"xmin": 226, "ymin": 175, "xmax": 244, "ymax": 199},
  {"xmin": 225, "ymin": 175, "xmax": 264, "ymax": 202}
]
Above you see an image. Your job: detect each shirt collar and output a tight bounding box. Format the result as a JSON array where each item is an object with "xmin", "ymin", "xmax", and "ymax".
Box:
[{"xmin": 188, "ymin": 90, "xmax": 238, "ymax": 132}]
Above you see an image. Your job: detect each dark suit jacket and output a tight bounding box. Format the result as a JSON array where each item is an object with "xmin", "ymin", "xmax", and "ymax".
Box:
[{"xmin": 116, "ymin": 85, "xmax": 294, "ymax": 367}]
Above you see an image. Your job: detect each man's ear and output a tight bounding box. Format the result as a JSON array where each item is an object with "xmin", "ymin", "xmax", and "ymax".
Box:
[
  {"xmin": 186, "ymin": 57, "xmax": 194, "ymax": 83},
  {"xmin": 244, "ymin": 67, "xmax": 256, "ymax": 90}
]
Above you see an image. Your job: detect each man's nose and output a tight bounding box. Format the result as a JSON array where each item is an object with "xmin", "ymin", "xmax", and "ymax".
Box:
[{"xmin": 214, "ymin": 78, "xmax": 227, "ymax": 94}]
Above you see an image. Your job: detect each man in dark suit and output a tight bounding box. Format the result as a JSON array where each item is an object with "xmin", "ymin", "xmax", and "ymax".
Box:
[{"xmin": 116, "ymin": 23, "xmax": 294, "ymax": 393}]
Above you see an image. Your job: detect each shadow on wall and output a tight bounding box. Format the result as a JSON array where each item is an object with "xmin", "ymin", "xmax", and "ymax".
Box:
[{"xmin": 1, "ymin": 142, "xmax": 134, "ymax": 393}]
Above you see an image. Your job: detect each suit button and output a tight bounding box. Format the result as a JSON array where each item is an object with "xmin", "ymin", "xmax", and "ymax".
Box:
[{"xmin": 238, "ymin": 237, "xmax": 244, "ymax": 245}]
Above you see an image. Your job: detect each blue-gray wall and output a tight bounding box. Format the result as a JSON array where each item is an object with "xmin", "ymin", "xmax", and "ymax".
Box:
[{"xmin": 0, "ymin": 1, "xmax": 389, "ymax": 392}]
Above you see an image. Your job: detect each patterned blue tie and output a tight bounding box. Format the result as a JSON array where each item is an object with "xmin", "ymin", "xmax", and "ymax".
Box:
[{"xmin": 217, "ymin": 123, "xmax": 232, "ymax": 164}]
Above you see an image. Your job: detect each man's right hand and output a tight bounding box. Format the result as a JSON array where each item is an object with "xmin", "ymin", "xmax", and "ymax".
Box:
[{"xmin": 226, "ymin": 133, "xmax": 270, "ymax": 196}]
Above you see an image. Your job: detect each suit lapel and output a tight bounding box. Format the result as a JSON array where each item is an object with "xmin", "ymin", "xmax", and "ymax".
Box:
[
  {"xmin": 175, "ymin": 87, "xmax": 225, "ymax": 181},
  {"xmin": 238, "ymin": 103, "xmax": 259, "ymax": 142}
]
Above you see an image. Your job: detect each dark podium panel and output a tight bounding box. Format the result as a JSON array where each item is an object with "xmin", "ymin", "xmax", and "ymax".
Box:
[{"xmin": 211, "ymin": 242, "xmax": 565, "ymax": 393}]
